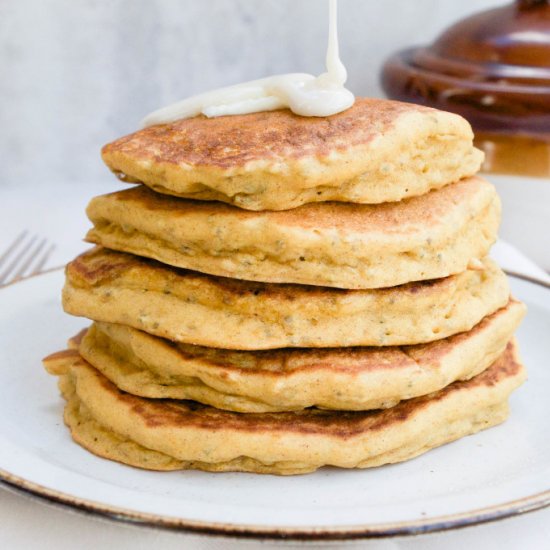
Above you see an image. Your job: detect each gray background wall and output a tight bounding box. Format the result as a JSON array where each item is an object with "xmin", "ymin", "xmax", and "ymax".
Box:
[{"xmin": 1, "ymin": 0, "xmax": 504, "ymax": 188}]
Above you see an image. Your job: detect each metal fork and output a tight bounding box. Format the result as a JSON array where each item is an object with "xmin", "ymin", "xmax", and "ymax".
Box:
[{"xmin": 0, "ymin": 232, "xmax": 56, "ymax": 286}]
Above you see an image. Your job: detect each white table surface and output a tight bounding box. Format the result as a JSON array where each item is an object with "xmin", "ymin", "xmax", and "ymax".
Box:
[{"xmin": 0, "ymin": 181, "xmax": 548, "ymax": 549}]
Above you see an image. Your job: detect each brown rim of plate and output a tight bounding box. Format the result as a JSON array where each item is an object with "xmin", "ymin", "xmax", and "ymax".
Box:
[
  {"xmin": 1, "ymin": 468, "xmax": 549, "ymax": 540},
  {"xmin": 0, "ymin": 268, "xmax": 548, "ymax": 540}
]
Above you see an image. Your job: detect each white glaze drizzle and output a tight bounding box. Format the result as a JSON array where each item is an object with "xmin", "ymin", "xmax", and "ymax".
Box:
[{"xmin": 141, "ymin": 0, "xmax": 354, "ymax": 127}]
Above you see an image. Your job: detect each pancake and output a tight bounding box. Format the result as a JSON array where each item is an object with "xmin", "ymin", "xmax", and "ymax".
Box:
[
  {"xmin": 43, "ymin": 341, "xmax": 526, "ymax": 475},
  {"xmin": 85, "ymin": 177, "xmax": 500, "ymax": 289},
  {"xmin": 101, "ymin": 98, "xmax": 483, "ymax": 211},
  {"xmin": 62, "ymin": 300, "xmax": 525, "ymax": 412},
  {"xmin": 62, "ymin": 248, "xmax": 510, "ymax": 350}
]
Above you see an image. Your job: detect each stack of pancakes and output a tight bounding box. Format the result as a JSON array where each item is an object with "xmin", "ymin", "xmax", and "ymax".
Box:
[{"xmin": 44, "ymin": 98, "xmax": 526, "ymax": 475}]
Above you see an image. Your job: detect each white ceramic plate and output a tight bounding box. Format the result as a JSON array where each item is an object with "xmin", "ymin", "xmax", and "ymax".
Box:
[{"xmin": 0, "ymin": 270, "xmax": 548, "ymax": 541}]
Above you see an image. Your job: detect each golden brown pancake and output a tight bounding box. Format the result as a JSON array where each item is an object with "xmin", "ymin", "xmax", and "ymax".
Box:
[
  {"xmin": 43, "ymin": 341, "xmax": 526, "ymax": 475},
  {"xmin": 62, "ymin": 248, "xmax": 510, "ymax": 350},
  {"xmin": 60, "ymin": 299, "xmax": 525, "ymax": 412},
  {"xmin": 85, "ymin": 177, "xmax": 500, "ymax": 289},
  {"xmin": 101, "ymin": 98, "xmax": 483, "ymax": 211}
]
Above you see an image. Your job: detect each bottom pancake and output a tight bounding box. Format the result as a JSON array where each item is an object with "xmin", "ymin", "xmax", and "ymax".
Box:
[{"xmin": 43, "ymin": 340, "xmax": 526, "ymax": 475}]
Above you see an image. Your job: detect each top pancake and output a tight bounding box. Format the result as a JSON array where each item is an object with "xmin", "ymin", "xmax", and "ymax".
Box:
[{"xmin": 101, "ymin": 98, "xmax": 484, "ymax": 211}]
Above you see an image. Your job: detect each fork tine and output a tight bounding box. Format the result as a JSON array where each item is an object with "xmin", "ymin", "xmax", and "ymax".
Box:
[
  {"xmin": 29, "ymin": 243, "xmax": 56, "ymax": 275},
  {"xmin": 12, "ymin": 238, "xmax": 48, "ymax": 280},
  {"xmin": 0, "ymin": 231, "xmax": 28, "ymax": 269},
  {"xmin": 0, "ymin": 235, "xmax": 37, "ymax": 285}
]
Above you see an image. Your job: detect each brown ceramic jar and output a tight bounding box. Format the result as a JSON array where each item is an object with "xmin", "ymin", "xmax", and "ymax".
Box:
[{"xmin": 382, "ymin": 0, "xmax": 550, "ymax": 177}]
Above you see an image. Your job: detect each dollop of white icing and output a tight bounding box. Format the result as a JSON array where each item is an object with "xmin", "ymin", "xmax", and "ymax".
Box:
[{"xmin": 141, "ymin": 0, "xmax": 354, "ymax": 127}]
